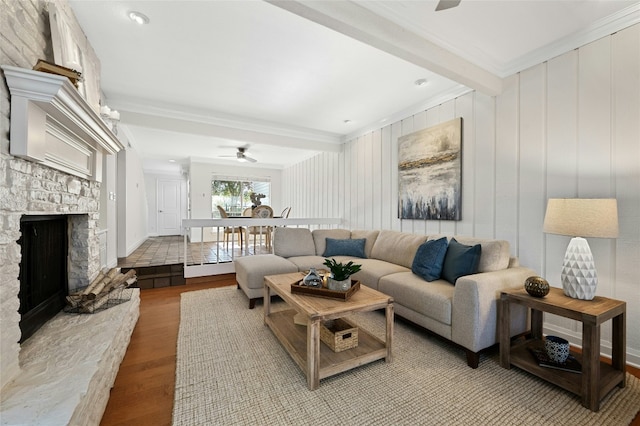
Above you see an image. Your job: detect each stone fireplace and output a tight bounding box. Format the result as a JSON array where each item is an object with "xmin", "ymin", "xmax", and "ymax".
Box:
[
  {"xmin": 17, "ymin": 214, "xmax": 97, "ymax": 343},
  {"xmin": 1, "ymin": 66, "xmax": 139, "ymax": 424},
  {"xmin": 0, "ymin": 159, "xmax": 103, "ymax": 387}
]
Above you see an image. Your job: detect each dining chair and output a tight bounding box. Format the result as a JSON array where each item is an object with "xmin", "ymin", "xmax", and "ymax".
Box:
[
  {"xmin": 216, "ymin": 205, "xmax": 243, "ymax": 248},
  {"xmin": 246, "ymin": 205, "xmax": 273, "ymax": 251},
  {"xmin": 280, "ymin": 207, "xmax": 291, "ymax": 218}
]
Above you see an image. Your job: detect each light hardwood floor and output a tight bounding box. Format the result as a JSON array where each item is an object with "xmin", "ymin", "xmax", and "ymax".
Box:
[{"xmin": 100, "ymin": 275, "xmax": 640, "ymax": 425}]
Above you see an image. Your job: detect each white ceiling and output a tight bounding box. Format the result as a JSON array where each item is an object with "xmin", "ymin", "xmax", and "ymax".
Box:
[{"xmin": 68, "ymin": 0, "xmax": 639, "ymax": 171}]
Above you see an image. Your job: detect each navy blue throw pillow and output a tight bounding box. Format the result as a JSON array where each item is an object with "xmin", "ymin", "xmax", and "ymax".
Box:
[
  {"xmin": 441, "ymin": 238, "xmax": 482, "ymax": 284},
  {"xmin": 323, "ymin": 238, "xmax": 367, "ymax": 258},
  {"xmin": 411, "ymin": 237, "xmax": 449, "ymax": 282}
]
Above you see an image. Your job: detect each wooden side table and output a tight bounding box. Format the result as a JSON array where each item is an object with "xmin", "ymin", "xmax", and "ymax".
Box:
[{"xmin": 499, "ymin": 287, "xmax": 626, "ymax": 412}]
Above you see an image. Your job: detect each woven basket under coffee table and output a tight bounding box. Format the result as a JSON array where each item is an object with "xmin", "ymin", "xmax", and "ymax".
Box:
[{"xmin": 263, "ymin": 272, "xmax": 394, "ymax": 390}]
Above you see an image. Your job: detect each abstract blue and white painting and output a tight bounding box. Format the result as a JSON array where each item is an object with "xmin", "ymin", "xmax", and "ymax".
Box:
[{"xmin": 398, "ymin": 117, "xmax": 462, "ymax": 220}]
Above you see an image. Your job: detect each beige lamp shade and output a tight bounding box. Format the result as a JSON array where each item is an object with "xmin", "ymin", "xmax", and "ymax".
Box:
[
  {"xmin": 543, "ymin": 198, "xmax": 618, "ymax": 238},
  {"xmin": 543, "ymin": 198, "xmax": 618, "ymax": 300}
]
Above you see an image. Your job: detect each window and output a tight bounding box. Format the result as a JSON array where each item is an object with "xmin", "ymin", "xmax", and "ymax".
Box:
[{"xmin": 212, "ymin": 177, "xmax": 271, "ymax": 217}]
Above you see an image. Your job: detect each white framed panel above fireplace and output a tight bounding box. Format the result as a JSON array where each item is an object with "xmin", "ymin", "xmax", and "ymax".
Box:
[{"xmin": 2, "ymin": 66, "xmax": 124, "ymax": 181}]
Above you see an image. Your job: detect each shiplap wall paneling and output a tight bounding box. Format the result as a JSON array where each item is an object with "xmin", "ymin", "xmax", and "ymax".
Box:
[
  {"xmin": 412, "ymin": 111, "xmax": 428, "ymax": 236},
  {"xmin": 578, "ymin": 37, "xmax": 615, "ymax": 305},
  {"xmin": 425, "ymin": 108, "xmax": 443, "ymax": 235},
  {"xmin": 316, "ymin": 155, "xmax": 323, "ymax": 217},
  {"xmin": 577, "ymin": 36, "xmax": 616, "ymax": 344},
  {"xmin": 612, "ymin": 24, "xmax": 640, "ymax": 352},
  {"xmin": 362, "ymin": 133, "xmax": 372, "ymax": 229},
  {"xmin": 544, "ymin": 50, "xmax": 580, "ymax": 334},
  {"xmin": 329, "ymin": 152, "xmax": 338, "ymax": 219},
  {"xmin": 314, "ymin": 155, "xmax": 322, "ymax": 218},
  {"xmin": 399, "ymin": 115, "xmax": 414, "ymax": 234},
  {"xmin": 371, "ymin": 130, "xmax": 382, "ymax": 230},
  {"xmin": 292, "ymin": 162, "xmax": 300, "ymax": 217},
  {"xmin": 438, "ymin": 99, "xmax": 458, "ymax": 237},
  {"xmin": 474, "ymin": 92, "xmax": 497, "ymax": 239},
  {"xmin": 344, "ymin": 140, "xmax": 353, "ymax": 227},
  {"xmin": 390, "ymin": 121, "xmax": 402, "ymax": 231},
  {"xmin": 353, "ymin": 136, "xmax": 364, "ymax": 228},
  {"xmin": 456, "ymin": 92, "xmax": 476, "ymax": 238},
  {"xmin": 338, "ymin": 149, "xmax": 346, "ymax": 225},
  {"xmin": 380, "ymin": 125, "xmax": 393, "ymax": 230},
  {"xmin": 318, "ymin": 154, "xmax": 325, "ymax": 218},
  {"xmin": 517, "ymin": 63, "xmax": 547, "ymax": 273},
  {"xmin": 495, "ymin": 74, "xmax": 521, "ymax": 257},
  {"xmin": 321, "ymin": 154, "xmax": 328, "ymax": 218},
  {"xmin": 297, "ymin": 162, "xmax": 304, "ymax": 217}
]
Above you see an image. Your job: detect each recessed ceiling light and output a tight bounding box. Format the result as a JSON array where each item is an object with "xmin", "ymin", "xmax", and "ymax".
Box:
[
  {"xmin": 414, "ymin": 78, "xmax": 428, "ymax": 87},
  {"xmin": 128, "ymin": 11, "xmax": 149, "ymax": 25},
  {"xmin": 168, "ymin": 159, "xmax": 176, "ymax": 163},
  {"xmin": 343, "ymin": 119, "xmax": 352, "ymax": 124}
]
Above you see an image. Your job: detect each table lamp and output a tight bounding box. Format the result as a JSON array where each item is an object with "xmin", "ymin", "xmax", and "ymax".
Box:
[{"xmin": 543, "ymin": 198, "xmax": 618, "ymax": 300}]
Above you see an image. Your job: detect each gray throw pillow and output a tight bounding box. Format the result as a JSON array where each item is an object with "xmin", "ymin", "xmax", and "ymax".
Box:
[{"xmin": 323, "ymin": 238, "xmax": 367, "ymax": 258}]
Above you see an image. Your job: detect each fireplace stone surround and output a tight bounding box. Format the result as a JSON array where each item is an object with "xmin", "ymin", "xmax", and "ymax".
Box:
[{"xmin": 1, "ymin": 66, "xmax": 137, "ymax": 424}]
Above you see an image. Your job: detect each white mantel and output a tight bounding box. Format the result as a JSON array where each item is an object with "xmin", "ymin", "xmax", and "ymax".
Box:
[{"xmin": 2, "ymin": 66, "xmax": 124, "ymax": 181}]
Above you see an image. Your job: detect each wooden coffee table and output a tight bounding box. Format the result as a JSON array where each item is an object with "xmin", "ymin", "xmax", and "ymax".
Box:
[{"xmin": 263, "ymin": 272, "xmax": 394, "ymax": 390}]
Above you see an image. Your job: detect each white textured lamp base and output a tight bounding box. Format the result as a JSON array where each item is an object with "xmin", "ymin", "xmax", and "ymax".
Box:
[{"xmin": 561, "ymin": 237, "xmax": 598, "ymax": 300}]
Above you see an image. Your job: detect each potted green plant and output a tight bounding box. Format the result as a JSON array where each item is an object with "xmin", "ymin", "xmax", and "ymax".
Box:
[{"xmin": 323, "ymin": 258, "xmax": 362, "ymax": 291}]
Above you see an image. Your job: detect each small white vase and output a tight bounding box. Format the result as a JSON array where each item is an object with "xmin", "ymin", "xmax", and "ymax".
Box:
[{"xmin": 327, "ymin": 277, "xmax": 351, "ymax": 291}]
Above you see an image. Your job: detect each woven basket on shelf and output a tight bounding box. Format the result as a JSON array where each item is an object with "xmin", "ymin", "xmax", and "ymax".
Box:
[{"xmin": 320, "ymin": 318, "xmax": 358, "ymax": 352}]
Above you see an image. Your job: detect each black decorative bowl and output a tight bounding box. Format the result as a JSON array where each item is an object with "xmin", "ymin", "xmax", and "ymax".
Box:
[{"xmin": 524, "ymin": 276, "xmax": 550, "ymax": 298}]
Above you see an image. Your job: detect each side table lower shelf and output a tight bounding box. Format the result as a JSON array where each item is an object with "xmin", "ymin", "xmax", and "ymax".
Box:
[{"xmin": 510, "ymin": 339, "xmax": 625, "ymax": 400}]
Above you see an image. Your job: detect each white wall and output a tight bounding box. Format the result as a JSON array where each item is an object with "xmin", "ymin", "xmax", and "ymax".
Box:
[
  {"xmin": 101, "ymin": 153, "xmax": 118, "ymax": 267},
  {"xmin": 188, "ymin": 161, "xmax": 283, "ymax": 241},
  {"xmin": 282, "ymin": 24, "xmax": 640, "ymax": 365},
  {"xmin": 116, "ymin": 145, "xmax": 149, "ymax": 256}
]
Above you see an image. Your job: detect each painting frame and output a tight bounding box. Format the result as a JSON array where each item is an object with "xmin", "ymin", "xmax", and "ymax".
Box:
[
  {"xmin": 398, "ymin": 117, "xmax": 463, "ymax": 221},
  {"xmin": 48, "ymin": 2, "xmax": 101, "ymax": 114}
]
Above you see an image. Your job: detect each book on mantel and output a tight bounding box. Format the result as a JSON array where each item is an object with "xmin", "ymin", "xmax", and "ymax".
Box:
[
  {"xmin": 33, "ymin": 59, "xmax": 82, "ymax": 87},
  {"xmin": 529, "ymin": 347, "xmax": 582, "ymax": 374}
]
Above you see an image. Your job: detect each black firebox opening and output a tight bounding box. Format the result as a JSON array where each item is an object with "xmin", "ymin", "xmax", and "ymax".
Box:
[{"xmin": 18, "ymin": 215, "xmax": 69, "ymax": 343}]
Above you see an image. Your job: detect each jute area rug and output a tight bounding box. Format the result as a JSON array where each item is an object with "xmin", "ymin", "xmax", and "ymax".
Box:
[{"xmin": 172, "ymin": 287, "xmax": 640, "ymax": 425}]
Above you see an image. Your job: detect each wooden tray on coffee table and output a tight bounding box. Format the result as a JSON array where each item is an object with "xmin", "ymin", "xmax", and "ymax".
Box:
[{"xmin": 291, "ymin": 280, "xmax": 360, "ymax": 301}]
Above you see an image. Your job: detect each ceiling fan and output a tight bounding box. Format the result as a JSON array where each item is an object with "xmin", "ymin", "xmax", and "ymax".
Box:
[
  {"xmin": 219, "ymin": 147, "xmax": 257, "ymax": 163},
  {"xmin": 435, "ymin": 0, "xmax": 461, "ymax": 11}
]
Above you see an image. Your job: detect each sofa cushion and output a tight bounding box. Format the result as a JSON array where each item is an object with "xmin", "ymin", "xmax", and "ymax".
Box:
[
  {"xmin": 441, "ymin": 238, "xmax": 481, "ymax": 284},
  {"xmin": 350, "ymin": 230, "xmax": 379, "ymax": 258},
  {"xmin": 323, "ymin": 238, "xmax": 367, "ymax": 258},
  {"xmin": 273, "ymin": 227, "xmax": 315, "ymax": 257},
  {"xmin": 429, "ymin": 235, "xmax": 510, "ymax": 272},
  {"xmin": 370, "ymin": 230, "xmax": 428, "ymax": 268},
  {"xmin": 350, "ymin": 259, "xmax": 410, "ymax": 290},
  {"xmin": 312, "ymin": 229, "xmax": 351, "ymax": 256},
  {"xmin": 411, "ymin": 237, "xmax": 448, "ymax": 281},
  {"xmin": 234, "ymin": 254, "xmax": 298, "ymax": 290},
  {"xmin": 379, "ymin": 272, "xmax": 454, "ymax": 325},
  {"xmin": 454, "ymin": 237, "xmax": 510, "ymax": 272},
  {"xmin": 286, "ymin": 255, "xmax": 331, "ymax": 272}
]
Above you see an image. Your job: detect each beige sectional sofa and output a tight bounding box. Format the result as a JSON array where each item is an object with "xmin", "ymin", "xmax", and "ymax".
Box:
[{"xmin": 234, "ymin": 227, "xmax": 534, "ymax": 368}]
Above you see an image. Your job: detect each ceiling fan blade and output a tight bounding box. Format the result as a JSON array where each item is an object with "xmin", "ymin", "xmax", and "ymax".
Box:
[
  {"xmin": 435, "ymin": 0, "xmax": 461, "ymax": 11},
  {"xmin": 244, "ymin": 156, "xmax": 257, "ymax": 163}
]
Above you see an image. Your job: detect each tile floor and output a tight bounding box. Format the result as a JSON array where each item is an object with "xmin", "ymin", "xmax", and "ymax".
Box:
[{"xmin": 117, "ymin": 235, "xmax": 271, "ymax": 269}]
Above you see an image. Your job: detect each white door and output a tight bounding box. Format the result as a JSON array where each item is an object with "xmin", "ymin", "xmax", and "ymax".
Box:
[{"xmin": 158, "ymin": 179, "xmax": 181, "ymax": 235}]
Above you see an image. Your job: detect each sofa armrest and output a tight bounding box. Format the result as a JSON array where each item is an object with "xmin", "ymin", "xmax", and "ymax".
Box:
[{"xmin": 451, "ymin": 266, "xmax": 536, "ymax": 353}]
